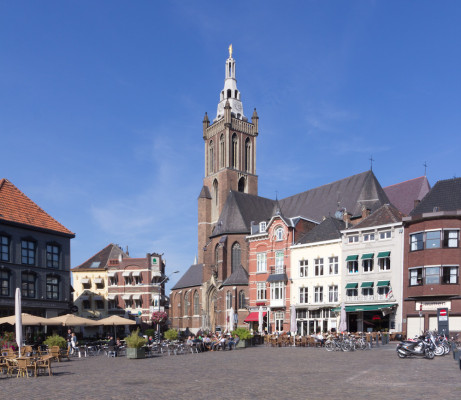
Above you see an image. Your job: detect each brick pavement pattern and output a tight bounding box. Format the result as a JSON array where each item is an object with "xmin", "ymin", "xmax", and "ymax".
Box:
[{"xmin": 2, "ymin": 345, "xmax": 461, "ymax": 400}]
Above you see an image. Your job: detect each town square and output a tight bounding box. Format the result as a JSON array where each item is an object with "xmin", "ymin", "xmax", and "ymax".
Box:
[{"xmin": 1, "ymin": 1, "xmax": 461, "ymax": 398}]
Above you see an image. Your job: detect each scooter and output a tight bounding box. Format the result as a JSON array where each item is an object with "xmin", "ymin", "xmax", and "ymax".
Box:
[{"xmin": 396, "ymin": 333, "xmax": 435, "ymax": 359}]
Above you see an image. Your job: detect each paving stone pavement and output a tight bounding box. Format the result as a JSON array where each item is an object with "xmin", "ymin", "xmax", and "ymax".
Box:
[{"xmin": 2, "ymin": 344, "xmax": 461, "ymax": 400}]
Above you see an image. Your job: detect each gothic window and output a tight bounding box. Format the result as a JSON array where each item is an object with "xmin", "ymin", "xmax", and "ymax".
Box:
[
  {"xmin": 245, "ymin": 138, "xmax": 251, "ymax": 173},
  {"xmin": 213, "ymin": 179, "xmax": 218, "ymax": 207},
  {"xmin": 215, "ymin": 244, "xmax": 219, "ymax": 266},
  {"xmin": 231, "ymin": 242, "xmax": 241, "ymax": 273},
  {"xmin": 193, "ymin": 290, "xmax": 200, "ymax": 315},
  {"xmin": 209, "ymin": 140, "xmax": 214, "ymax": 174},
  {"xmin": 226, "ymin": 291, "xmax": 232, "ymax": 309},
  {"xmin": 238, "ymin": 177, "xmax": 245, "ymax": 192},
  {"xmin": 231, "ymin": 133, "xmax": 238, "ymax": 169},
  {"xmin": 219, "ymin": 134, "xmax": 225, "ymax": 168},
  {"xmin": 184, "ymin": 292, "xmax": 190, "ymax": 316},
  {"xmin": 238, "ymin": 290, "xmax": 245, "ymax": 309},
  {"xmin": 227, "ymin": 89, "xmax": 232, "ymax": 98}
]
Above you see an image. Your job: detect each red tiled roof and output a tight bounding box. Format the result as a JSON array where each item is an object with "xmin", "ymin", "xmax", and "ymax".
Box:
[
  {"xmin": 0, "ymin": 178, "xmax": 74, "ymax": 236},
  {"xmin": 384, "ymin": 176, "xmax": 430, "ymax": 216}
]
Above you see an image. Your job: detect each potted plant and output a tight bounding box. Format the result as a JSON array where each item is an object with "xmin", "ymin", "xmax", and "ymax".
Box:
[
  {"xmin": 164, "ymin": 329, "xmax": 178, "ymax": 341},
  {"xmin": 232, "ymin": 327, "xmax": 253, "ymax": 348},
  {"xmin": 43, "ymin": 334, "xmax": 67, "ymax": 349},
  {"xmin": 125, "ymin": 328, "xmax": 147, "ymax": 359}
]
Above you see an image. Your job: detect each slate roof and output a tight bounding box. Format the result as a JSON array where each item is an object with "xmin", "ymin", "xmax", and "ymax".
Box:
[
  {"xmin": 384, "ymin": 176, "xmax": 430, "ymax": 215},
  {"xmin": 74, "ymin": 243, "xmax": 129, "ymax": 270},
  {"xmin": 350, "ymin": 204, "xmax": 403, "ymax": 230},
  {"xmin": 171, "ymin": 264, "xmax": 204, "ymax": 290},
  {"xmin": 221, "ymin": 265, "xmax": 249, "ymax": 286},
  {"xmin": 297, "ymin": 217, "xmax": 345, "ymax": 245},
  {"xmin": 0, "ymin": 178, "xmax": 74, "ymax": 236},
  {"xmin": 410, "ymin": 177, "xmax": 461, "ymax": 216},
  {"xmin": 198, "ymin": 185, "xmax": 211, "ymax": 199}
]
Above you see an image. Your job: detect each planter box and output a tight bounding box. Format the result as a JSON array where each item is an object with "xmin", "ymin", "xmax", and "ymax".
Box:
[
  {"xmin": 126, "ymin": 348, "xmax": 145, "ymax": 359},
  {"xmin": 236, "ymin": 339, "xmax": 250, "ymax": 348}
]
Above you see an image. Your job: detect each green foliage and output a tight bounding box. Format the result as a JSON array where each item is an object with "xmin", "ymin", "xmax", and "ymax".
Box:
[
  {"xmin": 232, "ymin": 327, "xmax": 253, "ymax": 340},
  {"xmin": 144, "ymin": 329, "xmax": 156, "ymax": 338},
  {"xmin": 125, "ymin": 329, "xmax": 147, "ymax": 349},
  {"xmin": 43, "ymin": 334, "xmax": 67, "ymax": 349},
  {"xmin": 164, "ymin": 328, "xmax": 178, "ymax": 341}
]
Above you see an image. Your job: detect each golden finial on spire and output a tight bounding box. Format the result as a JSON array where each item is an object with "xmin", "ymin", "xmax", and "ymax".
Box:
[{"xmin": 228, "ymin": 44, "xmax": 233, "ymax": 58}]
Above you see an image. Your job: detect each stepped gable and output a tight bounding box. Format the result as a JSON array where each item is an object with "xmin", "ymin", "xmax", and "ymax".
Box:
[
  {"xmin": 221, "ymin": 265, "xmax": 249, "ymax": 286},
  {"xmin": 384, "ymin": 176, "xmax": 430, "ymax": 215},
  {"xmin": 171, "ymin": 264, "xmax": 204, "ymax": 290},
  {"xmin": 74, "ymin": 243, "xmax": 129, "ymax": 270},
  {"xmin": 0, "ymin": 178, "xmax": 74, "ymax": 236},
  {"xmin": 351, "ymin": 203, "xmax": 403, "ymax": 229},
  {"xmin": 211, "ymin": 191, "xmax": 275, "ymax": 237},
  {"xmin": 410, "ymin": 177, "xmax": 461, "ymax": 216},
  {"xmin": 279, "ymin": 170, "xmax": 389, "ymax": 222},
  {"xmin": 297, "ymin": 217, "xmax": 345, "ymax": 245}
]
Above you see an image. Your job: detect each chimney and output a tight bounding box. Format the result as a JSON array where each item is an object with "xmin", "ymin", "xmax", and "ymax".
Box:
[
  {"xmin": 361, "ymin": 205, "xmax": 371, "ymax": 219},
  {"xmin": 342, "ymin": 210, "xmax": 351, "ymax": 229},
  {"xmin": 414, "ymin": 199, "xmax": 421, "ymax": 209}
]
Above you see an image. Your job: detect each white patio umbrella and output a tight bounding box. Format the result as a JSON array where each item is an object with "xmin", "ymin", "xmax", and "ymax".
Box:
[
  {"xmin": 339, "ymin": 302, "xmax": 347, "ymax": 333},
  {"xmin": 258, "ymin": 306, "xmax": 263, "ymax": 334},
  {"xmin": 15, "ymin": 288, "xmax": 23, "ymax": 354}
]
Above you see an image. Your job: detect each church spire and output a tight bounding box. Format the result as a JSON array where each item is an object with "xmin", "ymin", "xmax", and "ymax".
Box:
[{"xmin": 215, "ymin": 45, "xmax": 245, "ymax": 122}]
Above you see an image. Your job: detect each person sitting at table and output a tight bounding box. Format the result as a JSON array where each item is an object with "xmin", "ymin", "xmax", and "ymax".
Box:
[
  {"xmin": 203, "ymin": 335, "xmax": 212, "ymax": 351},
  {"xmin": 148, "ymin": 336, "xmax": 154, "ymax": 345}
]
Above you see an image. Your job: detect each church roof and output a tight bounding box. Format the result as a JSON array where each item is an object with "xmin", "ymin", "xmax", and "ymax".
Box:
[
  {"xmin": 171, "ymin": 264, "xmax": 204, "ymax": 290},
  {"xmin": 198, "ymin": 185, "xmax": 211, "ymax": 199},
  {"xmin": 297, "ymin": 217, "xmax": 345, "ymax": 245},
  {"xmin": 384, "ymin": 176, "xmax": 430, "ymax": 215},
  {"xmin": 350, "ymin": 203, "xmax": 403, "ymax": 230},
  {"xmin": 74, "ymin": 243, "xmax": 129, "ymax": 270},
  {"xmin": 221, "ymin": 265, "xmax": 249, "ymax": 286},
  {"xmin": 0, "ymin": 178, "xmax": 74, "ymax": 237}
]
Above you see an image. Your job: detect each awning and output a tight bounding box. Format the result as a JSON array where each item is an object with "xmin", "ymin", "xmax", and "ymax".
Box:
[
  {"xmin": 346, "ymin": 255, "xmax": 358, "ymax": 261},
  {"xmin": 122, "ymin": 294, "xmax": 132, "ymax": 300},
  {"xmin": 132, "ymin": 271, "xmax": 141, "ymax": 277},
  {"xmin": 107, "ymin": 294, "xmax": 117, "ymax": 300},
  {"xmin": 244, "ymin": 312, "xmax": 267, "ymax": 322},
  {"xmin": 93, "ymin": 278, "xmax": 103, "ymax": 284},
  {"xmin": 377, "ymin": 280, "xmax": 390, "ymax": 287},
  {"xmin": 345, "ymin": 282, "xmax": 358, "ymax": 289},
  {"xmin": 361, "ymin": 253, "xmax": 374, "ymax": 260},
  {"xmin": 132, "ymin": 294, "xmax": 141, "ymax": 300},
  {"xmin": 377, "ymin": 251, "xmax": 390, "ymax": 258},
  {"xmin": 107, "ymin": 271, "xmax": 116, "ymax": 277},
  {"xmin": 333, "ymin": 304, "xmax": 396, "ymax": 312},
  {"xmin": 267, "ymin": 274, "xmax": 288, "ymax": 282},
  {"xmin": 361, "ymin": 282, "xmax": 374, "ymax": 288},
  {"xmin": 80, "ymin": 278, "xmax": 90, "ymax": 284},
  {"xmin": 122, "ymin": 271, "xmax": 131, "ymax": 277}
]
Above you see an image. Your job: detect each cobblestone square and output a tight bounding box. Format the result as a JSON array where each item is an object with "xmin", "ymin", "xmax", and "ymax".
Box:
[{"xmin": 2, "ymin": 345, "xmax": 460, "ymax": 400}]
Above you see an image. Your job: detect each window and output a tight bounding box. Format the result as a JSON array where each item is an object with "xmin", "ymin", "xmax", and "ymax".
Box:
[
  {"xmin": 257, "ymin": 252, "xmax": 267, "ymax": 273},
  {"xmin": 231, "ymin": 242, "xmax": 241, "ymax": 273},
  {"xmin": 135, "ymin": 298, "xmax": 142, "ymax": 309},
  {"xmin": 363, "ymin": 233, "xmax": 375, "ymax": 242},
  {"xmin": 314, "ymin": 286, "xmax": 323, "ymax": 303},
  {"xmin": 410, "ymin": 268, "xmax": 423, "ymax": 286},
  {"xmin": 95, "ymin": 300, "xmax": 104, "ymax": 309},
  {"xmin": 109, "ymin": 276, "xmax": 117, "ymax": 286},
  {"xmin": 379, "ymin": 257, "xmax": 391, "ymax": 271},
  {"xmin": 275, "ymin": 251, "xmax": 284, "ymax": 274},
  {"xmin": 226, "ymin": 291, "xmax": 232, "ymax": 309},
  {"xmin": 410, "ymin": 233, "xmax": 424, "ymax": 251},
  {"xmin": 270, "ymin": 281, "xmax": 285, "ymax": 300},
  {"xmin": 46, "ymin": 244, "xmax": 60, "ymax": 268},
  {"xmin": 83, "ymin": 300, "xmax": 91, "ymax": 309},
  {"xmin": 21, "ymin": 273, "xmax": 36, "ymax": 298},
  {"xmin": 95, "ymin": 279, "xmax": 104, "ymax": 289},
  {"xmin": 219, "ymin": 134, "xmax": 225, "ymax": 168},
  {"xmin": 363, "ymin": 259, "xmax": 374, "ymax": 273},
  {"xmin": 259, "ymin": 221, "xmax": 266, "ymax": 233},
  {"xmin": 328, "ymin": 285, "xmax": 338, "ymax": 303},
  {"xmin": 238, "ymin": 290, "xmax": 246, "ymax": 309},
  {"xmin": 274, "ymin": 311, "xmax": 284, "ymax": 332},
  {"xmin": 193, "ymin": 291, "xmax": 200, "ymax": 315},
  {"xmin": 46, "ymin": 276, "xmax": 59, "ymax": 300},
  {"xmin": 348, "ymin": 261, "xmax": 358, "ymax": 274},
  {"xmin": 213, "ymin": 179, "xmax": 218, "ymax": 207},
  {"xmin": 444, "ymin": 230, "xmax": 459, "ymax": 248},
  {"xmin": 299, "ymin": 260, "xmax": 308, "ymax": 277},
  {"xmin": 125, "ymin": 299, "xmax": 133, "ymax": 309},
  {"xmin": 299, "ymin": 287, "xmax": 308, "ymax": 303},
  {"xmin": 314, "ymin": 258, "xmax": 324, "ymax": 276},
  {"xmin": 134, "ymin": 274, "xmax": 142, "ymax": 285},
  {"xmin": 348, "ymin": 235, "xmax": 359, "ymax": 243},
  {"xmin": 425, "ymin": 266, "xmax": 440, "ymax": 284},
  {"xmin": 208, "ymin": 140, "xmax": 214, "ymax": 174},
  {"xmin": 231, "ymin": 133, "xmax": 238, "ymax": 168},
  {"xmin": 380, "ymin": 231, "xmax": 391, "ymax": 240},
  {"xmin": 257, "ymin": 282, "xmax": 266, "ymax": 300},
  {"xmin": 362, "ymin": 287, "xmax": 374, "ymax": 298},
  {"xmin": 442, "ymin": 266, "xmax": 458, "ymax": 284},
  {"xmin": 108, "ymin": 300, "xmax": 117, "ymax": 309},
  {"xmin": 426, "ymin": 231, "xmax": 441, "ymax": 249},
  {"xmin": 377, "ymin": 286, "xmax": 390, "ymax": 298},
  {"xmin": 21, "ymin": 240, "xmax": 36, "ymax": 265},
  {"xmin": 184, "ymin": 292, "xmax": 190, "ymax": 315},
  {"xmin": 275, "ymin": 227, "xmax": 284, "ymax": 241},
  {"xmin": 245, "ymin": 138, "xmax": 251, "ymax": 173},
  {"xmin": 0, "ymin": 236, "xmax": 10, "ymax": 262},
  {"xmin": 328, "ymin": 257, "xmax": 338, "ymax": 275},
  {"xmin": 0, "ymin": 270, "xmax": 10, "ymax": 296},
  {"xmin": 346, "ymin": 288, "xmax": 358, "ymax": 298},
  {"xmin": 124, "ymin": 275, "xmax": 132, "ymax": 285}
]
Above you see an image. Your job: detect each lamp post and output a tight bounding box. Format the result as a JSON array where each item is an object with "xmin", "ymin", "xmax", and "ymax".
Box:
[{"xmin": 154, "ymin": 270, "xmax": 179, "ymax": 343}]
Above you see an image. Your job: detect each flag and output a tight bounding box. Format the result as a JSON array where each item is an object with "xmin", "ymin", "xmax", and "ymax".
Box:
[{"xmin": 386, "ymin": 285, "xmax": 394, "ymax": 299}]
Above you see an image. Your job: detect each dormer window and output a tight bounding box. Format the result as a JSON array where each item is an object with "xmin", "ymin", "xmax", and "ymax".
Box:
[
  {"xmin": 259, "ymin": 222, "xmax": 266, "ymax": 233},
  {"xmin": 275, "ymin": 227, "xmax": 284, "ymax": 241}
]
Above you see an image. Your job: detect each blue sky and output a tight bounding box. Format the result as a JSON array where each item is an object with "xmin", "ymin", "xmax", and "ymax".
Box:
[{"xmin": 1, "ymin": 1, "xmax": 460, "ymax": 290}]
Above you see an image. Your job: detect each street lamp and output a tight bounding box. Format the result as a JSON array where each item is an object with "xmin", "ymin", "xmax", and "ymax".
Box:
[{"xmin": 154, "ymin": 270, "xmax": 179, "ymax": 343}]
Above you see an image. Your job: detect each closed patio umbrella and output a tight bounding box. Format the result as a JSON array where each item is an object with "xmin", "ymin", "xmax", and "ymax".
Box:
[
  {"xmin": 258, "ymin": 306, "xmax": 263, "ymax": 334},
  {"xmin": 228, "ymin": 308, "xmax": 235, "ymax": 333},
  {"xmin": 339, "ymin": 302, "xmax": 347, "ymax": 332},
  {"xmin": 15, "ymin": 288, "xmax": 23, "ymax": 354}
]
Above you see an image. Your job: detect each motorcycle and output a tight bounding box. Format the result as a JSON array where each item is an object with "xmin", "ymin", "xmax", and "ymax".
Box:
[{"xmin": 396, "ymin": 333, "xmax": 435, "ymax": 359}]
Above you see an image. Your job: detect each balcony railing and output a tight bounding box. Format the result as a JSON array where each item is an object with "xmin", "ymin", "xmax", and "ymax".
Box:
[{"xmin": 269, "ymin": 265, "xmax": 286, "ymax": 275}]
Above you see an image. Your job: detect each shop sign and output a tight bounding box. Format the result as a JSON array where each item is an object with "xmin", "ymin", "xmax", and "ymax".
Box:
[{"xmin": 415, "ymin": 301, "xmax": 451, "ymax": 311}]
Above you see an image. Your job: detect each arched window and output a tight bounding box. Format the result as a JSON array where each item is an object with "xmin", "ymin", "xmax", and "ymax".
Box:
[
  {"xmin": 275, "ymin": 227, "xmax": 284, "ymax": 241},
  {"xmin": 184, "ymin": 292, "xmax": 190, "ymax": 316},
  {"xmin": 193, "ymin": 291, "xmax": 200, "ymax": 315},
  {"xmin": 227, "ymin": 89, "xmax": 232, "ymax": 98},
  {"xmin": 245, "ymin": 138, "xmax": 251, "ymax": 172},
  {"xmin": 219, "ymin": 134, "xmax": 225, "ymax": 168},
  {"xmin": 209, "ymin": 140, "xmax": 214, "ymax": 174},
  {"xmin": 226, "ymin": 291, "xmax": 232, "ymax": 309},
  {"xmin": 238, "ymin": 177, "xmax": 245, "ymax": 193},
  {"xmin": 231, "ymin": 134, "xmax": 238, "ymax": 168},
  {"xmin": 0, "ymin": 269, "xmax": 10, "ymax": 297},
  {"xmin": 215, "ymin": 244, "xmax": 220, "ymax": 266},
  {"xmin": 213, "ymin": 179, "xmax": 218, "ymax": 207},
  {"xmin": 238, "ymin": 290, "xmax": 246, "ymax": 309},
  {"xmin": 231, "ymin": 242, "xmax": 241, "ymax": 273}
]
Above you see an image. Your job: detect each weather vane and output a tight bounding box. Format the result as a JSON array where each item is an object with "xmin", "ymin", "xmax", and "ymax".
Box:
[{"xmin": 229, "ymin": 44, "xmax": 233, "ymax": 58}]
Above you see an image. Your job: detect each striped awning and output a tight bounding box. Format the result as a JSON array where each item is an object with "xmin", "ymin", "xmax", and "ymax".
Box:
[
  {"xmin": 132, "ymin": 294, "xmax": 141, "ymax": 300},
  {"xmin": 122, "ymin": 294, "xmax": 132, "ymax": 300},
  {"xmin": 107, "ymin": 271, "xmax": 116, "ymax": 277},
  {"xmin": 122, "ymin": 271, "xmax": 131, "ymax": 277}
]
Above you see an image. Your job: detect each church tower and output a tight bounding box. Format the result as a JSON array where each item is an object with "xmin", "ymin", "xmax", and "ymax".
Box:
[{"xmin": 198, "ymin": 45, "xmax": 259, "ymax": 262}]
